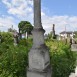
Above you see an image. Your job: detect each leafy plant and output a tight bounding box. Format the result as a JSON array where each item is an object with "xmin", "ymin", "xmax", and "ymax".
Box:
[
  {"xmin": 46, "ymin": 40, "xmax": 76, "ymax": 77},
  {"xmin": 0, "ymin": 32, "xmax": 76, "ymax": 77}
]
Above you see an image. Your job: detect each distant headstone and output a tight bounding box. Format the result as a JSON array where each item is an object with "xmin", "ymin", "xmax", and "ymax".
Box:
[
  {"xmin": 71, "ymin": 44, "xmax": 77, "ymax": 51},
  {"xmin": 52, "ymin": 24, "xmax": 56, "ymax": 39},
  {"xmin": 72, "ymin": 39, "xmax": 76, "ymax": 44},
  {"xmin": 13, "ymin": 32, "xmax": 19, "ymax": 46}
]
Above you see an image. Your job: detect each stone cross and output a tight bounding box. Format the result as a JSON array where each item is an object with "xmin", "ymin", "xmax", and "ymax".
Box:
[
  {"xmin": 13, "ymin": 32, "xmax": 19, "ymax": 46},
  {"xmin": 27, "ymin": 0, "xmax": 51, "ymax": 77}
]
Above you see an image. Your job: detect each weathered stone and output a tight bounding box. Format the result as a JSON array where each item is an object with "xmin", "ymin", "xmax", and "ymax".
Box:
[
  {"xmin": 52, "ymin": 24, "xmax": 55, "ymax": 39},
  {"xmin": 28, "ymin": 44, "xmax": 50, "ymax": 70},
  {"xmin": 73, "ymin": 40, "xmax": 76, "ymax": 44},
  {"xmin": 13, "ymin": 32, "xmax": 19, "ymax": 46},
  {"xmin": 27, "ymin": 66, "xmax": 51, "ymax": 77},
  {"xmin": 34, "ymin": 0, "xmax": 42, "ymax": 28},
  {"xmin": 32, "ymin": 28, "xmax": 45, "ymax": 47},
  {"xmin": 27, "ymin": 0, "xmax": 51, "ymax": 77},
  {"xmin": 71, "ymin": 44, "xmax": 77, "ymax": 51}
]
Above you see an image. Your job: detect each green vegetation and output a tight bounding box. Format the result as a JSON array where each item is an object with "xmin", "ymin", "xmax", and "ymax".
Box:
[
  {"xmin": 0, "ymin": 44, "xmax": 28, "ymax": 77},
  {"xmin": 0, "ymin": 32, "xmax": 13, "ymax": 44},
  {"xmin": 18, "ymin": 21, "xmax": 33, "ymax": 39},
  {"xmin": 47, "ymin": 32, "xmax": 57, "ymax": 40},
  {"xmin": 0, "ymin": 32, "xmax": 77, "ymax": 77},
  {"xmin": 46, "ymin": 39, "xmax": 76, "ymax": 77},
  {"xmin": 0, "ymin": 32, "xmax": 32, "ymax": 77}
]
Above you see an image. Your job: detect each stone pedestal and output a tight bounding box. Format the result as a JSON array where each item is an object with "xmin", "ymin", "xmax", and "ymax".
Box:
[
  {"xmin": 27, "ymin": 0, "xmax": 51, "ymax": 77},
  {"xmin": 27, "ymin": 66, "xmax": 51, "ymax": 77},
  {"xmin": 27, "ymin": 29, "xmax": 51, "ymax": 77}
]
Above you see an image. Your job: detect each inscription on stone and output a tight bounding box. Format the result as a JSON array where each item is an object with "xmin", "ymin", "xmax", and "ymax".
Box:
[
  {"xmin": 29, "ymin": 52, "xmax": 44, "ymax": 70},
  {"xmin": 71, "ymin": 44, "xmax": 77, "ymax": 51},
  {"xmin": 29, "ymin": 49, "xmax": 50, "ymax": 70}
]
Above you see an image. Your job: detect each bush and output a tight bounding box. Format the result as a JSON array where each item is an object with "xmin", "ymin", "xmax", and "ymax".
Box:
[
  {"xmin": 0, "ymin": 44, "xmax": 29, "ymax": 77},
  {"xmin": 46, "ymin": 40, "xmax": 76, "ymax": 77},
  {"xmin": 1, "ymin": 32, "xmax": 13, "ymax": 44},
  {"xmin": 0, "ymin": 32, "xmax": 76, "ymax": 77},
  {"xmin": 19, "ymin": 38, "xmax": 32, "ymax": 47}
]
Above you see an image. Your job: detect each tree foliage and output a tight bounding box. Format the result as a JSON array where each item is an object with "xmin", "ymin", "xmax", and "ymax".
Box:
[
  {"xmin": 18, "ymin": 21, "xmax": 33, "ymax": 34},
  {"xmin": 0, "ymin": 32, "xmax": 13, "ymax": 44},
  {"xmin": 0, "ymin": 33, "xmax": 32, "ymax": 77}
]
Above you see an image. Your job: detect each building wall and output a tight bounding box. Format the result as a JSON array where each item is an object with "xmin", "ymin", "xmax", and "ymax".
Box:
[{"xmin": 60, "ymin": 33, "xmax": 74, "ymax": 40}]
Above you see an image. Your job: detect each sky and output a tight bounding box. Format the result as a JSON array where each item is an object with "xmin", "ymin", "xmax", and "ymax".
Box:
[{"xmin": 0, "ymin": 0, "xmax": 77, "ymax": 34}]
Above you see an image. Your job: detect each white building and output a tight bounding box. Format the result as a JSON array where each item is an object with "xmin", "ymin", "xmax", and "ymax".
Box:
[{"xmin": 59, "ymin": 31, "xmax": 74, "ymax": 40}]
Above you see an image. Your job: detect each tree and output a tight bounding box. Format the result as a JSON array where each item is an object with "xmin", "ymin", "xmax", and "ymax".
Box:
[{"xmin": 18, "ymin": 21, "xmax": 33, "ymax": 39}]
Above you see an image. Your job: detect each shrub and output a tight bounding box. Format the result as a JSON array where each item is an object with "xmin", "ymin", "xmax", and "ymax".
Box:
[
  {"xmin": 1, "ymin": 32, "xmax": 13, "ymax": 44},
  {"xmin": 46, "ymin": 40, "xmax": 76, "ymax": 77},
  {"xmin": 0, "ymin": 45, "xmax": 29, "ymax": 77},
  {"xmin": 0, "ymin": 34, "xmax": 33, "ymax": 77},
  {"xmin": 19, "ymin": 38, "xmax": 33, "ymax": 48},
  {"xmin": 0, "ymin": 32, "xmax": 76, "ymax": 77}
]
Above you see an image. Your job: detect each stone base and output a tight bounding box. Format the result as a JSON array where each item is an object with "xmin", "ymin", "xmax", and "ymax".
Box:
[{"xmin": 27, "ymin": 66, "xmax": 51, "ymax": 77}]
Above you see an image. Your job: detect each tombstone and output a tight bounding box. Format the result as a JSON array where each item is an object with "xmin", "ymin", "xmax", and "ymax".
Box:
[
  {"xmin": 27, "ymin": 0, "xmax": 51, "ymax": 77},
  {"xmin": 13, "ymin": 32, "xmax": 19, "ymax": 46},
  {"xmin": 52, "ymin": 24, "xmax": 56, "ymax": 39},
  {"xmin": 70, "ymin": 37, "xmax": 77, "ymax": 51},
  {"xmin": 71, "ymin": 44, "xmax": 77, "ymax": 51},
  {"xmin": 72, "ymin": 39, "xmax": 76, "ymax": 44}
]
